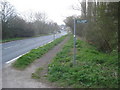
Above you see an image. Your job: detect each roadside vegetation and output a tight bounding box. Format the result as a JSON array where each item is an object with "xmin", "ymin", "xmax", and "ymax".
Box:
[
  {"xmin": 47, "ymin": 36, "xmax": 118, "ymax": 88},
  {"xmin": 12, "ymin": 35, "xmax": 67, "ymax": 70},
  {"xmin": 64, "ymin": 2, "xmax": 118, "ymax": 52}
]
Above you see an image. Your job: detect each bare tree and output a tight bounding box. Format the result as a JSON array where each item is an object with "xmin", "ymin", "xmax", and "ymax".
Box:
[
  {"xmin": 35, "ymin": 12, "xmax": 48, "ymax": 22},
  {"xmin": 1, "ymin": 0, "xmax": 17, "ymax": 39},
  {"xmin": 1, "ymin": 0, "xmax": 16, "ymax": 23},
  {"xmin": 72, "ymin": 0, "xmax": 87, "ymax": 18}
]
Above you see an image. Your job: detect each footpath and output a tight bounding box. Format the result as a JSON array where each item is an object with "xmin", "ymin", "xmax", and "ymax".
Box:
[{"xmin": 2, "ymin": 36, "xmax": 69, "ymax": 88}]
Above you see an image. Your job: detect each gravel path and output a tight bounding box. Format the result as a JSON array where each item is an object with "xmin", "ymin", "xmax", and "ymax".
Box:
[{"xmin": 2, "ymin": 37, "xmax": 69, "ymax": 88}]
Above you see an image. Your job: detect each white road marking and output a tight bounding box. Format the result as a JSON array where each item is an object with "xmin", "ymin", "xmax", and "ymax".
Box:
[
  {"xmin": 5, "ymin": 51, "xmax": 29, "ymax": 64},
  {"xmin": 3, "ymin": 44, "xmax": 19, "ymax": 50},
  {"xmin": 4, "ymin": 46, "xmax": 14, "ymax": 49},
  {"xmin": 5, "ymin": 55, "xmax": 22, "ymax": 64}
]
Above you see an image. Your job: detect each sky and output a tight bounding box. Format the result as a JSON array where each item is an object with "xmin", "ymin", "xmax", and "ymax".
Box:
[{"xmin": 8, "ymin": 0, "xmax": 82, "ymax": 25}]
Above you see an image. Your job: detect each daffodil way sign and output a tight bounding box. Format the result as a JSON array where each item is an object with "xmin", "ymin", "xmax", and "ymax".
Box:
[
  {"xmin": 73, "ymin": 19, "xmax": 88, "ymax": 66},
  {"xmin": 76, "ymin": 19, "xmax": 88, "ymax": 24}
]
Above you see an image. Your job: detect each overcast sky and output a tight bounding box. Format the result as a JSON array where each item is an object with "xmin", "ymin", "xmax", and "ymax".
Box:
[{"xmin": 8, "ymin": 0, "xmax": 82, "ymax": 25}]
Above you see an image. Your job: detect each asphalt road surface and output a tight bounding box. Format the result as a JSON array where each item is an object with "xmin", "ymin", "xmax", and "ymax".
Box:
[{"xmin": 1, "ymin": 31, "xmax": 67, "ymax": 64}]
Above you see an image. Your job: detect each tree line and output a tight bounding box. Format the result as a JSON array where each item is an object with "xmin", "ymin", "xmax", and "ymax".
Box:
[
  {"xmin": 1, "ymin": 0, "xmax": 60, "ymax": 39},
  {"xmin": 64, "ymin": 0, "xmax": 118, "ymax": 53}
]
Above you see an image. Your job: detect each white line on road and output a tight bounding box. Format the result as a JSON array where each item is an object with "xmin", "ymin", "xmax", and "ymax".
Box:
[
  {"xmin": 3, "ymin": 44, "xmax": 19, "ymax": 50},
  {"xmin": 3, "ymin": 46, "xmax": 14, "ymax": 49},
  {"xmin": 5, "ymin": 55, "xmax": 22, "ymax": 64},
  {"xmin": 5, "ymin": 51, "xmax": 29, "ymax": 64}
]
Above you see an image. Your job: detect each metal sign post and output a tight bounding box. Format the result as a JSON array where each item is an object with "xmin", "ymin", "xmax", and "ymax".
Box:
[
  {"xmin": 73, "ymin": 19, "xmax": 87, "ymax": 66},
  {"xmin": 73, "ymin": 18, "xmax": 76, "ymax": 66}
]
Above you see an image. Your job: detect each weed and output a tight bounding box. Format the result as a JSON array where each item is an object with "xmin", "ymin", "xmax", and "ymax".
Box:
[
  {"xmin": 31, "ymin": 73, "xmax": 41, "ymax": 79},
  {"xmin": 31, "ymin": 67, "xmax": 43, "ymax": 79}
]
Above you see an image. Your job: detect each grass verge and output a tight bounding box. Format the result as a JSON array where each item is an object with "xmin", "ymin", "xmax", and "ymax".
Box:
[
  {"xmin": 12, "ymin": 35, "xmax": 67, "ymax": 70},
  {"xmin": 47, "ymin": 35, "xmax": 118, "ymax": 88}
]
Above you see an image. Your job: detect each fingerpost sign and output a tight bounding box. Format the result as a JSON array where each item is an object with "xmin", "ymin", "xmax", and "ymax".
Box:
[{"xmin": 73, "ymin": 19, "xmax": 88, "ymax": 66}]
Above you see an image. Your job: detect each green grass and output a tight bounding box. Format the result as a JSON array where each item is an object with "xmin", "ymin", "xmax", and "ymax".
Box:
[
  {"xmin": 12, "ymin": 35, "xmax": 67, "ymax": 70},
  {"xmin": 47, "ymin": 35, "xmax": 118, "ymax": 88}
]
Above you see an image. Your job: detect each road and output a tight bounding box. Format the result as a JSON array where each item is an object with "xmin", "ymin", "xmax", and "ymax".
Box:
[{"xmin": 1, "ymin": 31, "xmax": 67, "ymax": 64}]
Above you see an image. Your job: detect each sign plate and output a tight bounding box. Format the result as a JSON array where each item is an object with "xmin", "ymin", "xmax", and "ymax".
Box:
[{"xmin": 76, "ymin": 20, "xmax": 88, "ymax": 23}]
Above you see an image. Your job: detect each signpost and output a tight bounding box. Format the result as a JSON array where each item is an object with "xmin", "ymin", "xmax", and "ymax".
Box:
[
  {"xmin": 73, "ymin": 19, "xmax": 76, "ymax": 66},
  {"xmin": 73, "ymin": 19, "xmax": 87, "ymax": 66},
  {"xmin": 76, "ymin": 19, "xmax": 88, "ymax": 24}
]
